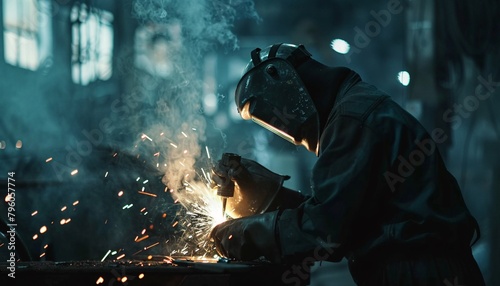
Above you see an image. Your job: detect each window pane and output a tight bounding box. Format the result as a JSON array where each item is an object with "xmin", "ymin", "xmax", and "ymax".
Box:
[{"xmin": 3, "ymin": 31, "xmax": 18, "ymax": 66}]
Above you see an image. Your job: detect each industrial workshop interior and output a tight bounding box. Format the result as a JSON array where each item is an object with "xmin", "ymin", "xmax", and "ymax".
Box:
[{"xmin": 0, "ymin": 0, "xmax": 499, "ymax": 285}]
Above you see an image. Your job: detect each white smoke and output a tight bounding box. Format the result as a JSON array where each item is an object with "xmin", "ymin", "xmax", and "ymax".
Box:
[{"xmin": 127, "ymin": 0, "xmax": 260, "ymax": 190}]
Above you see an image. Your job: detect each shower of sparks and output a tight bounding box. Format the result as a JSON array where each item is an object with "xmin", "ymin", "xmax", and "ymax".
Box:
[{"xmin": 166, "ymin": 180, "xmax": 227, "ymax": 257}]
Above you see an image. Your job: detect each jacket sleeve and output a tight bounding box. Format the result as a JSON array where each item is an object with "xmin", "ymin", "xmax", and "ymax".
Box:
[{"xmin": 277, "ymin": 115, "xmax": 384, "ymax": 262}]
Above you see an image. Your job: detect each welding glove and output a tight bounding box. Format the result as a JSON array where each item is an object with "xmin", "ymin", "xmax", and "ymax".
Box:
[
  {"xmin": 210, "ymin": 210, "xmax": 281, "ymax": 263},
  {"xmin": 212, "ymin": 157, "xmax": 290, "ymax": 218}
]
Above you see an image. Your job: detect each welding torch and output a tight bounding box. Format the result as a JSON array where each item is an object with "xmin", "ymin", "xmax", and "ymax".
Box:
[{"xmin": 213, "ymin": 153, "xmax": 241, "ymax": 217}]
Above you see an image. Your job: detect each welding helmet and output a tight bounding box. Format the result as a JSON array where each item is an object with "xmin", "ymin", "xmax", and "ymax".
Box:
[{"xmin": 235, "ymin": 43, "xmax": 320, "ymax": 154}]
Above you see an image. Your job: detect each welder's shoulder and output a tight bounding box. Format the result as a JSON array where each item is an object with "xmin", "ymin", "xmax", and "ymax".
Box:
[{"xmin": 332, "ymin": 81, "xmax": 392, "ymax": 122}]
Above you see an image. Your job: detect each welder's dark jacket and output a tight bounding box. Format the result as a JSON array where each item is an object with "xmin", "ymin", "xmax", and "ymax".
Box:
[{"xmin": 276, "ymin": 72, "xmax": 480, "ymax": 265}]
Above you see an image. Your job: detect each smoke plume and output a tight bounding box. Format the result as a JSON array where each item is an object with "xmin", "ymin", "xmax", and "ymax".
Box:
[{"xmin": 125, "ymin": 0, "xmax": 259, "ymax": 190}]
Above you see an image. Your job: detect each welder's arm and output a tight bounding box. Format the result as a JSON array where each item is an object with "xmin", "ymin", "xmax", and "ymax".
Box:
[
  {"xmin": 277, "ymin": 115, "xmax": 383, "ymax": 262},
  {"xmin": 211, "ymin": 116, "xmax": 383, "ymax": 263}
]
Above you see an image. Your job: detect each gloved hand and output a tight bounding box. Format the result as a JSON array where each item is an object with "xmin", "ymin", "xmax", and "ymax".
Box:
[
  {"xmin": 210, "ymin": 211, "xmax": 282, "ymax": 263},
  {"xmin": 212, "ymin": 157, "xmax": 290, "ymax": 218}
]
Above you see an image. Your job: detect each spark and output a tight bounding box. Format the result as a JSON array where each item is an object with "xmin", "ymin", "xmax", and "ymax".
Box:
[
  {"xmin": 40, "ymin": 253, "xmax": 46, "ymax": 258},
  {"xmin": 96, "ymin": 277, "xmax": 104, "ymax": 284},
  {"xmin": 33, "ymin": 234, "xmax": 38, "ymax": 240},
  {"xmin": 138, "ymin": 191, "xmax": 157, "ymax": 198},
  {"xmin": 141, "ymin": 134, "xmax": 153, "ymax": 141},
  {"xmin": 61, "ymin": 206, "xmax": 67, "ymax": 211},
  {"xmin": 40, "ymin": 226, "xmax": 47, "ymax": 234},
  {"xmin": 45, "ymin": 157, "xmax": 53, "ymax": 163},
  {"xmin": 104, "ymin": 171, "xmax": 109, "ymax": 177},
  {"xmin": 136, "ymin": 177, "xmax": 141, "ymax": 181},
  {"xmin": 138, "ymin": 274, "xmax": 145, "ymax": 279},
  {"xmin": 60, "ymin": 218, "xmax": 71, "ymax": 225},
  {"xmin": 181, "ymin": 131, "xmax": 188, "ymax": 137},
  {"xmin": 31, "ymin": 211, "xmax": 38, "ymax": 216},
  {"xmin": 143, "ymin": 180, "xmax": 149, "ymax": 184},
  {"xmin": 153, "ymin": 152, "xmax": 160, "ymax": 157},
  {"xmin": 170, "ymin": 143, "xmax": 178, "ymax": 148},
  {"xmin": 144, "ymin": 242, "xmax": 160, "ymax": 250},
  {"xmin": 121, "ymin": 277, "xmax": 128, "ymax": 283},
  {"xmin": 71, "ymin": 169, "xmax": 78, "ymax": 176},
  {"xmin": 118, "ymin": 190, "xmax": 124, "ymax": 197},
  {"xmin": 123, "ymin": 204, "xmax": 133, "ymax": 209},
  {"xmin": 73, "ymin": 201, "xmax": 79, "ymax": 206},
  {"xmin": 205, "ymin": 146, "xmax": 210, "ymax": 159},
  {"xmin": 116, "ymin": 253, "xmax": 126, "ymax": 260},
  {"xmin": 201, "ymin": 168, "xmax": 210, "ymax": 184},
  {"xmin": 172, "ymin": 221, "xmax": 179, "ymax": 227},
  {"xmin": 101, "ymin": 250, "xmax": 111, "ymax": 261},
  {"xmin": 135, "ymin": 235, "xmax": 149, "ymax": 243},
  {"xmin": 4, "ymin": 194, "xmax": 12, "ymax": 202}
]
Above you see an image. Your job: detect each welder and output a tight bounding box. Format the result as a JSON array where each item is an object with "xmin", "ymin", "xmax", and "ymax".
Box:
[{"xmin": 210, "ymin": 43, "xmax": 486, "ymax": 285}]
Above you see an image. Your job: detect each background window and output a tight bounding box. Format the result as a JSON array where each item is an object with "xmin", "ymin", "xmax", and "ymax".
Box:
[
  {"xmin": 71, "ymin": 3, "xmax": 113, "ymax": 85},
  {"xmin": 2, "ymin": 0, "xmax": 52, "ymax": 71}
]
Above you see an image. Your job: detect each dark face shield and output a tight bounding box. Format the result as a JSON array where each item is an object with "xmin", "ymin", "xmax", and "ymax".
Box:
[{"xmin": 235, "ymin": 57, "xmax": 320, "ymax": 154}]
